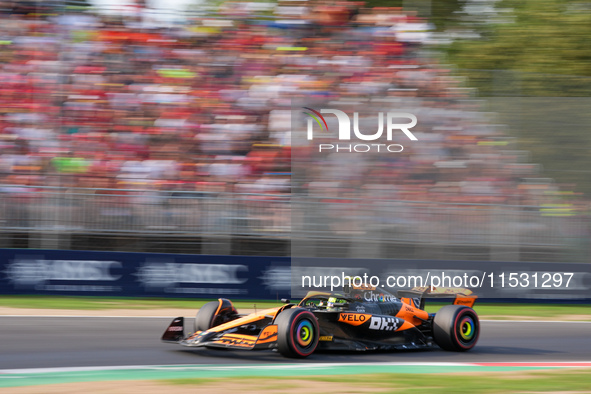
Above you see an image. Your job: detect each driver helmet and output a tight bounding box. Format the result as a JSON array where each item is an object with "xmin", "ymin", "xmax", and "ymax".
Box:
[{"xmin": 326, "ymin": 296, "xmax": 345, "ymax": 311}]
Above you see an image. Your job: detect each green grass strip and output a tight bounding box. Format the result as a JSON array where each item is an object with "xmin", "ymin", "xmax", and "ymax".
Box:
[
  {"xmin": 427, "ymin": 302, "xmax": 591, "ymax": 320},
  {"xmin": 0, "ymin": 364, "xmax": 582, "ymax": 389},
  {"xmin": 166, "ymin": 370, "xmax": 591, "ymax": 394},
  {"xmin": 0, "ymin": 296, "xmax": 281, "ymax": 311}
]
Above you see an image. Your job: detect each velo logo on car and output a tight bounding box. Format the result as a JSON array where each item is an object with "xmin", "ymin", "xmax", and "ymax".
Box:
[
  {"xmin": 302, "ymin": 107, "xmax": 418, "ymax": 153},
  {"xmin": 338, "ymin": 313, "xmax": 371, "ymax": 326}
]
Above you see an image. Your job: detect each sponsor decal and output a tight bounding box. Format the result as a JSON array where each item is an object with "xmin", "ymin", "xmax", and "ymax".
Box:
[
  {"xmin": 369, "ymin": 316, "xmax": 400, "ymax": 331},
  {"xmin": 135, "ymin": 262, "xmax": 249, "ymax": 295},
  {"xmin": 259, "ymin": 266, "xmax": 291, "ymax": 291},
  {"xmin": 6, "ymin": 259, "xmax": 122, "ymax": 285},
  {"xmin": 319, "ymin": 336, "xmax": 333, "ymax": 341},
  {"xmin": 167, "ymin": 326, "xmax": 183, "ymax": 331},
  {"xmin": 136, "ymin": 262, "xmax": 248, "ymax": 287},
  {"xmin": 338, "ymin": 313, "xmax": 371, "ymax": 326},
  {"xmin": 356, "ymin": 305, "xmax": 366, "ymax": 313},
  {"xmin": 258, "ymin": 325, "xmax": 278, "ymax": 341},
  {"xmin": 453, "ymin": 297, "xmax": 476, "ymax": 307},
  {"xmin": 4, "ymin": 258, "xmax": 122, "ymax": 292},
  {"xmin": 363, "ymin": 291, "xmax": 396, "ymax": 302},
  {"xmin": 347, "ymin": 279, "xmax": 376, "ymax": 291},
  {"xmin": 218, "ymin": 337, "xmax": 255, "ymax": 347}
]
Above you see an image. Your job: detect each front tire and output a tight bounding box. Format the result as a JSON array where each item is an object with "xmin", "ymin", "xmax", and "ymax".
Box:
[
  {"xmin": 194, "ymin": 301, "xmax": 220, "ymax": 332},
  {"xmin": 275, "ymin": 308, "xmax": 319, "ymax": 358},
  {"xmin": 433, "ymin": 305, "xmax": 480, "ymax": 351},
  {"xmin": 194, "ymin": 298, "xmax": 238, "ymax": 332}
]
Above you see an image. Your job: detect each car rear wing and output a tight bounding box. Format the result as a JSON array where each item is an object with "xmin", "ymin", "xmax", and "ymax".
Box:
[{"xmin": 397, "ymin": 287, "xmax": 478, "ymax": 310}]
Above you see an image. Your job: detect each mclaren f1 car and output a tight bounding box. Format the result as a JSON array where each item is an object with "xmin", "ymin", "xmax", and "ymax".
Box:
[{"xmin": 161, "ymin": 284, "xmax": 480, "ymax": 358}]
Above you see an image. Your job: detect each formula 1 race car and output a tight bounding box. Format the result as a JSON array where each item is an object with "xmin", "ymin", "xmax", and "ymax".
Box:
[{"xmin": 161, "ymin": 284, "xmax": 480, "ymax": 358}]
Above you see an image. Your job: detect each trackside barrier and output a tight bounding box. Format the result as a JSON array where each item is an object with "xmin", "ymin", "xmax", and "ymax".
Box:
[
  {"xmin": 0, "ymin": 249, "xmax": 290, "ymax": 299},
  {"xmin": 1, "ymin": 249, "xmax": 590, "ymax": 301}
]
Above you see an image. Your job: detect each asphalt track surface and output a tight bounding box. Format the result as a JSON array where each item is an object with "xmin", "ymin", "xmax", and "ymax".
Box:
[{"xmin": 1, "ymin": 316, "xmax": 590, "ymax": 369}]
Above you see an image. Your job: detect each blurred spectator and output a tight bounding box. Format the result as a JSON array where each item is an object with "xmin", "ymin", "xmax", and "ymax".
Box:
[{"xmin": 0, "ymin": 0, "xmax": 579, "ymax": 212}]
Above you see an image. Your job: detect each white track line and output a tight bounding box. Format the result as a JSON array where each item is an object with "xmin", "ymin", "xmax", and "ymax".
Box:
[
  {"xmin": 0, "ymin": 363, "xmax": 470, "ymax": 375},
  {"xmin": 3, "ymin": 361, "xmax": 591, "ymax": 375}
]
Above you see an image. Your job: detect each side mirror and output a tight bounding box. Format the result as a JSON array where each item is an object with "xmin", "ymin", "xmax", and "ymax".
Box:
[{"xmin": 281, "ymin": 298, "xmax": 290, "ymax": 304}]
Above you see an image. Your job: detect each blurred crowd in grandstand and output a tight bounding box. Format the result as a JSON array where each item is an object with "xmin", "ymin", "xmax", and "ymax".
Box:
[{"xmin": 0, "ymin": 0, "xmax": 584, "ymax": 213}]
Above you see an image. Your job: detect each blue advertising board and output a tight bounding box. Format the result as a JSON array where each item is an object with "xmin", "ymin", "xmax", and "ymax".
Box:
[
  {"xmin": 0, "ymin": 249, "xmax": 290, "ymax": 300},
  {"xmin": 1, "ymin": 249, "xmax": 590, "ymax": 301}
]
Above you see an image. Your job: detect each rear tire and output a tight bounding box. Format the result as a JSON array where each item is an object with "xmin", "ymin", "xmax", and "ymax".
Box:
[
  {"xmin": 275, "ymin": 308, "xmax": 319, "ymax": 358},
  {"xmin": 433, "ymin": 305, "xmax": 480, "ymax": 351}
]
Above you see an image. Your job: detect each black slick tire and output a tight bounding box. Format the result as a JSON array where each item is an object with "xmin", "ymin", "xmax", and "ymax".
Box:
[
  {"xmin": 433, "ymin": 305, "xmax": 480, "ymax": 351},
  {"xmin": 194, "ymin": 300, "xmax": 220, "ymax": 332},
  {"xmin": 275, "ymin": 308, "xmax": 319, "ymax": 358}
]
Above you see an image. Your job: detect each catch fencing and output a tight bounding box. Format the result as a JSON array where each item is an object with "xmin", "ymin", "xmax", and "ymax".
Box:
[{"xmin": 0, "ymin": 185, "xmax": 588, "ymax": 262}]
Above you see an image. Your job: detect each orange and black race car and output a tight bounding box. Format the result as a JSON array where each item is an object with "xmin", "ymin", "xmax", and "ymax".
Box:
[{"xmin": 161, "ymin": 284, "xmax": 480, "ymax": 358}]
